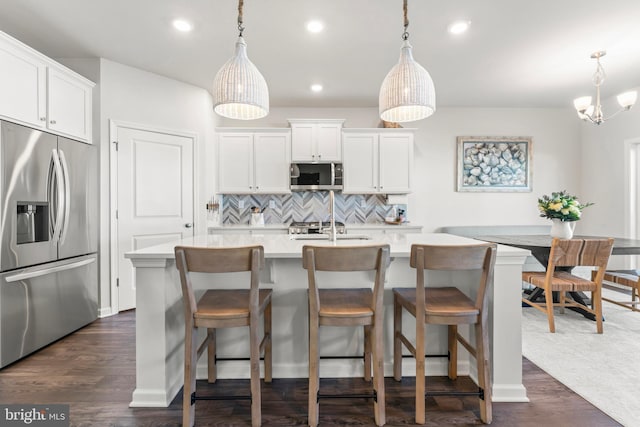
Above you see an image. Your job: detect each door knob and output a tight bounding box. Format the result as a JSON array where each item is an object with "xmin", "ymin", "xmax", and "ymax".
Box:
[{"xmin": 184, "ymin": 223, "xmax": 193, "ymax": 228}]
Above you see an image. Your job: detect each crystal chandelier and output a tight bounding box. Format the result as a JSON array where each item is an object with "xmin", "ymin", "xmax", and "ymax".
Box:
[
  {"xmin": 379, "ymin": 0, "xmax": 436, "ymax": 123},
  {"xmin": 213, "ymin": 0, "xmax": 269, "ymax": 120},
  {"xmin": 573, "ymin": 51, "xmax": 637, "ymax": 125}
]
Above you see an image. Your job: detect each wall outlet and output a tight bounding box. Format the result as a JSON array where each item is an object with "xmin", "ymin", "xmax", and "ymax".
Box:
[
  {"xmin": 238, "ymin": 200, "xmax": 245, "ymax": 209},
  {"xmin": 360, "ymin": 199, "xmax": 367, "ymax": 208},
  {"xmin": 269, "ymin": 200, "xmax": 276, "ymax": 208}
]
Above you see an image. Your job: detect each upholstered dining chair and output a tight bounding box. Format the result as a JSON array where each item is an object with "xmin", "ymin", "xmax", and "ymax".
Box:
[
  {"xmin": 175, "ymin": 245, "xmax": 272, "ymax": 427},
  {"xmin": 393, "ymin": 243, "xmax": 497, "ymax": 425},
  {"xmin": 521, "ymin": 238, "xmax": 614, "ymax": 333},
  {"xmin": 303, "ymin": 244, "xmax": 390, "ymax": 427}
]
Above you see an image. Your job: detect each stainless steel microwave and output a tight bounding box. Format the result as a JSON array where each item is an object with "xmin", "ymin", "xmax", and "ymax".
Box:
[{"xmin": 290, "ymin": 162, "xmax": 343, "ymax": 191}]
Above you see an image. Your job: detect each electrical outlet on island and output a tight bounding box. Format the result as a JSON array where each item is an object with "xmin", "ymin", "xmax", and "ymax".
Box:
[
  {"xmin": 238, "ymin": 200, "xmax": 245, "ymax": 209},
  {"xmin": 269, "ymin": 200, "xmax": 276, "ymax": 208}
]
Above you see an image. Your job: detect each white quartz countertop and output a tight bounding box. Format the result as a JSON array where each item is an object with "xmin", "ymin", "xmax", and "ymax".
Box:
[
  {"xmin": 125, "ymin": 232, "xmax": 529, "ymax": 260},
  {"xmin": 207, "ymin": 223, "xmax": 423, "ymax": 231}
]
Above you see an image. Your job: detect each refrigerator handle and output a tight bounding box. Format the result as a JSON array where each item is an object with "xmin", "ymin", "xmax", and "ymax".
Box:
[
  {"xmin": 58, "ymin": 149, "xmax": 71, "ymax": 244},
  {"xmin": 5, "ymin": 257, "xmax": 96, "ymax": 282},
  {"xmin": 49, "ymin": 149, "xmax": 65, "ymax": 243}
]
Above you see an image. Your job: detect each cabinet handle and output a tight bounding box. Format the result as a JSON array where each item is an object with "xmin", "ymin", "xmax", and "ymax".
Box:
[
  {"xmin": 318, "ymin": 154, "xmax": 322, "ymax": 159},
  {"xmin": 39, "ymin": 117, "xmax": 46, "ymax": 121},
  {"xmin": 184, "ymin": 223, "xmax": 193, "ymax": 228},
  {"xmin": 50, "ymin": 120, "xmax": 57, "ymax": 124}
]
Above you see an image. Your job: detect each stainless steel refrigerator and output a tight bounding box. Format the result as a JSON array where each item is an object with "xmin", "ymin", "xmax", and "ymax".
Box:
[{"xmin": 0, "ymin": 120, "xmax": 98, "ymax": 368}]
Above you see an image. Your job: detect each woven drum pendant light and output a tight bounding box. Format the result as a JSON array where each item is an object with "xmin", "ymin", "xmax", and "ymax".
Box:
[
  {"xmin": 379, "ymin": 0, "xmax": 435, "ymax": 123},
  {"xmin": 213, "ymin": 0, "xmax": 269, "ymax": 120}
]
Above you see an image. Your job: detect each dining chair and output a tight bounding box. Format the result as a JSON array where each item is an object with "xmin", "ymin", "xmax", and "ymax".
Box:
[
  {"xmin": 393, "ymin": 243, "xmax": 497, "ymax": 425},
  {"xmin": 593, "ymin": 269, "xmax": 640, "ymax": 312},
  {"xmin": 175, "ymin": 245, "xmax": 272, "ymax": 427},
  {"xmin": 303, "ymin": 244, "xmax": 390, "ymax": 427},
  {"xmin": 521, "ymin": 238, "xmax": 614, "ymax": 333}
]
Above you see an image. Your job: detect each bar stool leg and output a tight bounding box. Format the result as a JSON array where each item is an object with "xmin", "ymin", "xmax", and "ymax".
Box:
[
  {"xmin": 415, "ymin": 319, "xmax": 425, "ymax": 424},
  {"xmin": 372, "ymin": 317, "xmax": 386, "ymax": 426},
  {"xmin": 264, "ymin": 301, "xmax": 273, "ymax": 382},
  {"xmin": 207, "ymin": 328, "xmax": 216, "ymax": 383},
  {"xmin": 393, "ymin": 296, "xmax": 402, "ymax": 381},
  {"xmin": 447, "ymin": 325, "xmax": 457, "ymax": 380},
  {"xmin": 475, "ymin": 321, "xmax": 492, "ymax": 423},
  {"xmin": 250, "ymin": 314, "xmax": 262, "ymax": 427},
  {"xmin": 364, "ymin": 325, "xmax": 372, "ymax": 381},
  {"xmin": 308, "ymin": 316, "xmax": 320, "ymax": 427},
  {"xmin": 183, "ymin": 324, "xmax": 198, "ymax": 427}
]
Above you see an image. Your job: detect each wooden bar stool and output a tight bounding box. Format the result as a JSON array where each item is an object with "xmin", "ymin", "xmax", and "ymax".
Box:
[
  {"xmin": 393, "ymin": 243, "xmax": 497, "ymax": 424},
  {"xmin": 303, "ymin": 244, "xmax": 390, "ymax": 427},
  {"xmin": 175, "ymin": 245, "xmax": 272, "ymax": 427}
]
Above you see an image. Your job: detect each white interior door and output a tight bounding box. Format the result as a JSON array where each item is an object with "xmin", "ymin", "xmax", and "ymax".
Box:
[{"xmin": 114, "ymin": 125, "xmax": 194, "ymax": 311}]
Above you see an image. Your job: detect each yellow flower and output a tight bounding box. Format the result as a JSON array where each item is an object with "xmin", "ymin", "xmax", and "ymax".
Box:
[{"xmin": 549, "ymin": 202, "xmax": 563, "ymax": 211}]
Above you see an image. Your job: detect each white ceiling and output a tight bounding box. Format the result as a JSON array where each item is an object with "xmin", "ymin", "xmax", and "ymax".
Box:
[{"xmin": 0, "ymin": 0, "xmax": 639, "ymax": 110}]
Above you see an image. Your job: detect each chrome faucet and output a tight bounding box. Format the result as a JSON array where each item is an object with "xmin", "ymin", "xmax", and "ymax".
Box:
[{"xmin": 328, "ymin": 190, "xmax": 337, "ymax": 242}]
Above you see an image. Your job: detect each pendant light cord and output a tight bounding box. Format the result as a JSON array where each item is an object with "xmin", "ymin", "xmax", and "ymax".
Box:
[
  {"xmin": 237, "ymin": 0, "xmax": 245, "ymax": 36},
  {"xmin": 402, "ymin": 0, "xmax": 409, "ymax": 40}
]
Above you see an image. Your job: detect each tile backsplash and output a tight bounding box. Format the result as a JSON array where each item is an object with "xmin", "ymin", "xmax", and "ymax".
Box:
[{"xmin": 222, "ymin": 193, "xmax": 405, "ymax": 225}]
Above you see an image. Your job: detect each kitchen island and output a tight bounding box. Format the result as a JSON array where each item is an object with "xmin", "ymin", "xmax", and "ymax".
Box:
[{"xmin": 125, "ymin": 233, "xmax": 530, "ymax": 407}]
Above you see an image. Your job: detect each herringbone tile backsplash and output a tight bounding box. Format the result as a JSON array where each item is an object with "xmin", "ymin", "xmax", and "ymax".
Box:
[{"xmin": 222, "ymin": 193, "xmax": 401, "ymax": 225}]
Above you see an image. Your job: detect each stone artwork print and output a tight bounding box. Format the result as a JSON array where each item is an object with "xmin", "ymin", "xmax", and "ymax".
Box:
[{"xmin": 456, "ymin": 136, "xmax": 532, "ymax": 192}]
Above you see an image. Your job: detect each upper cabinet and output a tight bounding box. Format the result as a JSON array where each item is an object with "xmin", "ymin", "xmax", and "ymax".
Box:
[
  {"xmin": 218, "ymin": 128, "xmax": 291, "ymax": 194},
  {"xmin": 288, "ymin": 119, "xmax": 344, "ymax": 162},
  {"xmin": 0, "ymin": 31, "xmax": 94, "ymax": 143},
  {"xmin": 342, "ymin": 129, "xmax": 415, "ymax": 194}
]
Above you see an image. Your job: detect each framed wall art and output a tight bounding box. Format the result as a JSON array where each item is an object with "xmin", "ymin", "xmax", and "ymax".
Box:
[{"xmin": 456, "ymin": 136, "xmax": 532, "ymax": 192}]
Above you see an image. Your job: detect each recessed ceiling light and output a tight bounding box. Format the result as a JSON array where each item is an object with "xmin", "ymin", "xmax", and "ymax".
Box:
[
  {"xmin": 173, "ymin": 19, "xmax": 193, "ymax": 33},
  {"xmin": 306, "ymin": 20, "xmax": 324, "ymax": 33},
  {"xmin": 448, "ymin": 20, "xmax": 471, "ymax": 35},
  {"xmin": 311, "ymin": 84, "xmax": 323, "ymax": 93}
]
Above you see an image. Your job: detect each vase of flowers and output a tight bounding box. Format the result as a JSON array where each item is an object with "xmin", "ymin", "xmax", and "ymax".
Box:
[{"xmin": 538, "ymin": 190, "xmax": 593, "ymax": 239}]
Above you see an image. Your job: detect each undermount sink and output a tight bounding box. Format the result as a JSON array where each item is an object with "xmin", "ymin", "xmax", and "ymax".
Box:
[
  {"xmin": 335, "ymin": 234, "xmax": 371, "ymax": 240},
  {"xmin": 289, "ymin": 234, "xmax": 330, "ymax": 241},
  {"xmin": 289, "ymin": 234, "xmax": 371, "ymax": 241}
]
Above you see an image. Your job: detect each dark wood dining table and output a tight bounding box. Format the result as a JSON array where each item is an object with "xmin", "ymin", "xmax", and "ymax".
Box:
[{"xmin": 474, "ymin": 234, "xmax": 640, "ymax": 320}]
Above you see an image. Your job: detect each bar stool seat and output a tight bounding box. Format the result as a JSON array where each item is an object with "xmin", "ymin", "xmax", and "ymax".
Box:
[
  {"xmin": 175, "ymin": 245, "xmax": 272, "ymax": 427},
  {"xmin": 318, "ymin": 288, "xmax": 373, "ymax": 319},
  {"xmin": 303, "ymin": 244, "xmax": 390, "ymax": 427}
]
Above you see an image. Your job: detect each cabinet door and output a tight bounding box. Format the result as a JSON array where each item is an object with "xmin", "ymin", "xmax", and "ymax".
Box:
[
  {"xmin": 0, "ymin": 41, "xmax": 46, "ymax": 128},
  {"xmin": 379, "ymin": 133, "xmax": 413, "ymax": 194},
  {"xmin": 291, "ymin": 123, "xmax": 315, "ymax": 161},
  {"xmin": 342, "ymin": 133, "xmax": 378, "ymax": 194},
  {"xmin": 218, "ymin": 133, "xmax": 254, "ymax": 193},
  {"xmin": 254, "ymin": 132, "xmax": 291, "ymax": 194},
  {"xmin": 316, "ymin": 122, "xmax": 342, "ymax": 161},
  {"xmin": 47, "ymin": 67, "xmax": 92, "ymax": 142}
]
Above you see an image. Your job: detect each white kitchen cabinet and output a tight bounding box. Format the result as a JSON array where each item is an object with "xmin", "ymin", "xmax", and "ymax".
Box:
[
  {"xmin": 217, "ymin": 129, "xmax": 291, "ymax": 194},
  {"xmin": 342, "ymin": 129, "xmax": 414, "ymax": 194},
  {"xmin": 288, "ymin": 119, "xmax": 344, "ymax": 162},
  {"xmin": 47, "ymin": 67, "xmax": 92, "ymax": 142},
  {"xmin": 0, "ymin": 31, "xmax": 94, "ymax": 143}
]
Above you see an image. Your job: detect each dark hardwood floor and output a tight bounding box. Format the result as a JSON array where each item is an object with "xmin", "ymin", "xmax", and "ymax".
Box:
[{"xmin": 0, "ymin": 311, "xmax": 621, "ymax": 427}]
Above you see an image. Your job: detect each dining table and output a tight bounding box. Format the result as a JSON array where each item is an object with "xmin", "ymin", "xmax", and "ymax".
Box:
[{"xmin": 474, "ymin": 234, "xmax": 640, "ymax": 320}]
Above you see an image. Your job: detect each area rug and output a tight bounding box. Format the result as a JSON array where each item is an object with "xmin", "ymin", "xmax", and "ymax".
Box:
[{"xmin": 521, "ymin": 288, "xmax": 640, "ymax": 427}]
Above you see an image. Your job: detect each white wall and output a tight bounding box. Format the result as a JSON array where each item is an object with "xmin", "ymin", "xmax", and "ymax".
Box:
[
  {"xmin": 220, "ymin": 106, "xmax": 582, "ymax": 231},
  {"xmin": 579, "ymin": 88, "xmax": 640, "ymax": 268},
  {"xmin": 98, "ymin": 59, "xmax": 218, "ymax": 313}
]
